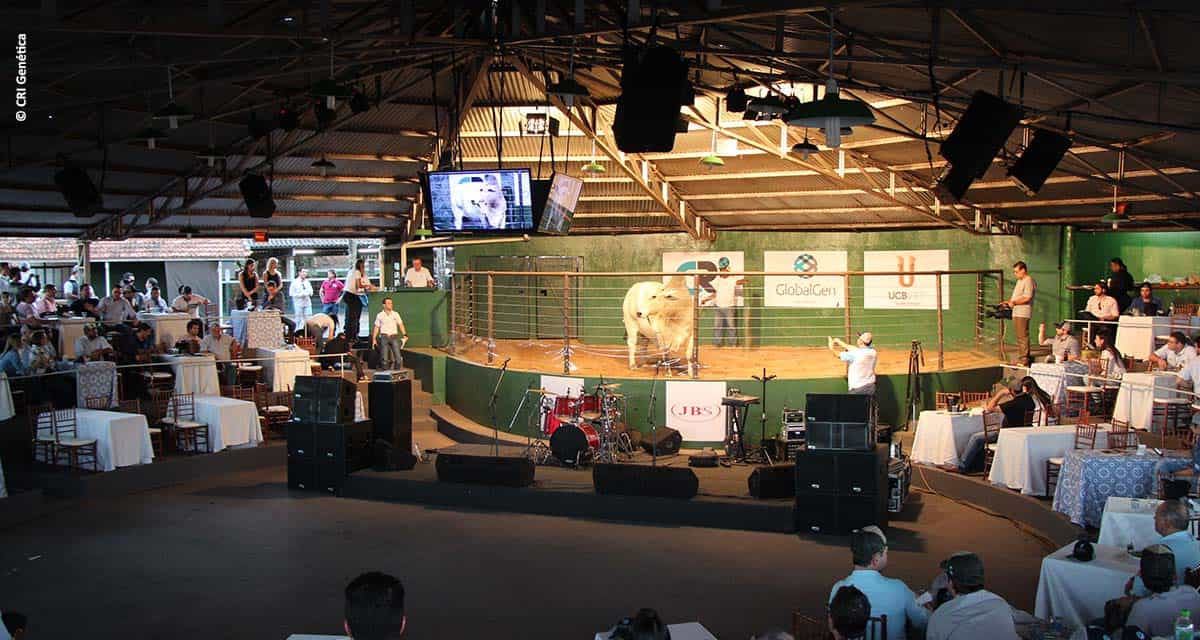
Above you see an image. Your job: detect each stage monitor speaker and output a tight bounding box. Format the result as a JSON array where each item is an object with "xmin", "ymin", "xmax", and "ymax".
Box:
[
  {"xmin": 368, "ymin": 379, "xmax": 412, "ymax": 451},
  {"xmin": 748, "ymin": 464, "xmax": 795, "ymax": 499},
  {"xmin": 436, "ymin": 452, "xmax": 535, "ymax": 487},
  {"xmin": 939, "ymin": 91, "xmax": 1023, "ymax": 180},
  {"xmin": 805, "ymin": 394, "xmax": 874, "ymax": 424},
  {"xmin": 239, "ymin": 173, "xmax": 276, "ymax": 218},
  {"xmin": 794, "ymin": 446, "xmax": 888, "ymax": 497},
  {"xmin": 293, "ymin": 375, "xmax": 356, "ymax": 424},
  {"xmin": 640, "ymin": 426, "xmax": 682, "ymax": 456},
  {"xmin": 1007, "ymin": 128, "xmax": 1072, "ymax": 196},
  {"xmin": 593, "ymin": 463, "xmax": 698, "ymax": 500},
  {"xmin": 794, "ymin": 493, "xmax": 887, "ymax": 535},
  {"xmin": 54, "ymin": 165, "xmax": 103, "ymax": 217},
  {"xmin": 613, "ymin": 46, "xmax": 689, "ymax": 153}
]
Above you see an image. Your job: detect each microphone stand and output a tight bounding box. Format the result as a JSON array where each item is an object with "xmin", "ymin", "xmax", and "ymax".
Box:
[
  {"xmin": 489, "ymin": 357, "xmax": 511, "ymax": 456},
  {"xmin": 648, "ymin": 358, "xmax": 664, "ymax": 467},
  {"xmin": 751, "ymin": 368, "xmax": 777, "ymax": 464}
]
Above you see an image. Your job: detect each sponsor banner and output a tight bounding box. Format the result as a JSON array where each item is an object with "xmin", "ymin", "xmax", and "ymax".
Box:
[
  {"xmin": 661, "ymin": 251, "xmax": 745, "ymax": 308},
  {"xmin": 863, "ymin": 250, "xmax": 950, "ymax": 310},
  {"xmin": 664, "ymin": 380, "xmax": 727, "ymax": 441},
  {"xmin": 764, "ymin": 250, "xmax": 847, "ymax": 308}
]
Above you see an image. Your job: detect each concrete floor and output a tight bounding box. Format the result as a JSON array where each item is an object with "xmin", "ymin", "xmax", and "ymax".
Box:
[{"xmin": 0, "ymin": 467, "xmax": 1053, "ymax": 639}]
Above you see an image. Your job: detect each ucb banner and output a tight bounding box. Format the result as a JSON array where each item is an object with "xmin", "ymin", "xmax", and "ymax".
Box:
[
  {"xmin": 863, "ymin": 250, "xmax": 950, "ymax": 309},
  {"xmin": 763, "ymin": 250, "xmax": 847, "ymax": 308},
  {"xmin": 664, "ymin": 380, "xmax": 727, "ymax": 442},
  {"xmin": 661, "ymin": 251, "xmax": 745, "ymax": 308}
]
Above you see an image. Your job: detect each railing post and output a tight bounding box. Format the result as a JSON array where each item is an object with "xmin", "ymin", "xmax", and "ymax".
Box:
[
  {"xmin": 692, "ymin": 277, "xmax": 701, "ymax": 379},
  {"xmin": 975, "ymin": 272, "xmax": 983, "ymax": 348},
  {"xmin": 843, "ymin": 273, "xmax": 852, "ymax": 342},
  {"xmin": 562, "ymin": 273, "xmax": 571, "ymax": 374},
  {"xmin": 936, "ymin": 272, "xmax": 945, "ymax": 371},
  {"xmin": 998, "ymin": 271, "xmax": 1007, "ymax": 361},
  {"xmin": 486, "ymin": 273, "xmax": 495, "ymax": 365},
  {"xmin": 448, "ymin": 274, "xmax": 457, "ymax": 354}
]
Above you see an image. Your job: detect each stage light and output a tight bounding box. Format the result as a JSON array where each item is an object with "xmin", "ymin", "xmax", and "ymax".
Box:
[
  {"xmin": 152, "ymin": 102, "xmax": 192, "ymax": 130},
  {"xmin": 548, "ymin": 77, "xmax": 589, "ymax": 107},
  {"xmin": 311, "ymin": 78, "xmax": 351, "ymax": 110},
  {"xmin": 745, "ymin": 94, "xmax": 788, "ymax": 116},
  {"xmin": 133, "ymin": 126, "xmax": 167, "ymax": 149},
  {"xmin": 277, "ymin": 105, "xmax": 299, "ymax": 131},
  {"xmin": 311, "ymin": 157, "xmax": 336, "ymax": 177},
  {"xmin": 791, "ymin": 137, "xmax": 819, "ymax": 160},
  {"xmin": 784, "ymin": 78, "xmax": 873, "ymax": 148},
  {"xmin": 523, "ymin": 113, "xmax": 559, "ymax": 136}
]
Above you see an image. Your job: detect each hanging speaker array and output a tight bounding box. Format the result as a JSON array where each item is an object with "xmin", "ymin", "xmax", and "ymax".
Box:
[{"xmin": 936, "ymin": 91, "xmax": 1023, "ymax": 201}]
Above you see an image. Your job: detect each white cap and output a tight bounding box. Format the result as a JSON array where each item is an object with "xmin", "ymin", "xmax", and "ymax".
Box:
[{"xmin": 858, "ymin": 331, "xmax": 873, "ymax": 346}]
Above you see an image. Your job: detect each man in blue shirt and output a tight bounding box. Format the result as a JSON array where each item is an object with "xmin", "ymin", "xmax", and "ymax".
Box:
[
  {"xmin": 828, "ymin": 525, "xmax": 928, "ymax": 640},
  {"xmin": 1125, "ymin": 500, "xmax": 1200, "ymax": 596},
  {"xmin": 1127, "ymin": 282, "xmax": 1163, "ymax": 316}
]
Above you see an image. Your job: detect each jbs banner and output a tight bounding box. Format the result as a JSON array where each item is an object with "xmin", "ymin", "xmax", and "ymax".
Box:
[
  {"xmin": 863, "ymin": 250, "xmax": 950, "ymax": 309},
  {"xmin": 664, "ymin": 380, "xmax": 728, "ymax": 442},
  {"xmin": 763, "ymin": 250, "xmax": 848, "ymax": 308},
  {"xmin": 661, "ymin": 251, "xmax": 745, "ymax": 308}
]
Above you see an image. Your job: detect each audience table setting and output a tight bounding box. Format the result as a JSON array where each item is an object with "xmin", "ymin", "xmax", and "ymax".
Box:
[
  {"xmin": 54, "ymin": 316, "xmax": 92, "ymax": 360},
  {"xmin": 1115, "ymin": 315, "xmax": 1173, "ymax": 361},
  {"xmin": 1112, "ymin": 371, "xmax": 1185, "ymax": 431},
  {"xmin": 138, "ymin": 312, "xmax": 192, "ymax": 347},
  {"xmin": 158, "ymin": 352, "xmax": 220, "ymax": 396},
  {"xmin": 260, "ymin": 346, "xmax": 313, "ymax": 392},
  {"xmin": 1035, "ymin": 541, "xmax": 1140, "ymax": 628},
  {"xmin": 1030, "ymin": 361, "xmax": 1089, "ymax": 407},
  {"xmin": 181, "ymin": 395, "xmax": 263, "ymax": 452},
  {"xmin": 909, "ymin": 408, "xmax": 985, "ymax": 467},
  {"xmin": 75, "ymin": 408, "xmax": 155, "ymax": 471},
  {"xmin": 988, "ymin": 424, "xmax": 1112, "ymax": 496},
  {"xmin": 1052, "ymin": 448, "xmax": 1189, "ymax": 527},
  {"xmin": 232, "ymin": 309, "xmax": 285, "ymax": 349},
  {"xmin": 1096, "ymin": 496, "xmax": 1165, "ymax": 550},
  {"xmin": 75, "ymin": 360, "xmax": 119, "ymax": 409}
]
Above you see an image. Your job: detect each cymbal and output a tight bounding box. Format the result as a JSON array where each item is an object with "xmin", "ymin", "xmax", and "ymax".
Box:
[
  {"xmin": 596, "ymin": 382, "xmax": 622, "ymax": 390},
  {"xmin": 526, "ymin": 388, "xmax": 554, "ymax": 395},
  {"xmin": 555, "ymin": 415, "xmax": 579, "ymax": 423}
]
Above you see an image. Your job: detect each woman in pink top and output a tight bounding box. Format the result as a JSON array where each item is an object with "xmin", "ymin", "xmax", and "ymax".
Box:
[{"xmin": 320, "ymin": 270, "xmax": 345, "ymax": 318}]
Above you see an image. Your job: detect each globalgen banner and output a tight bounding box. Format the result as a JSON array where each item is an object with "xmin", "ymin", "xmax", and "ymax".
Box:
[
  {"xmin": 664, "ymin": 380, "xmax": 727, "ymax": 442},
  {"xmin": 661, "ymin": 251, "xmax": 745, "ymax": 308},
  {"xmin": 763, "ymin": 250, "xmax": 847, "ymax": 308},
  {"xmin": 863, "ymin": 249, "xmax": 950, "ymax": 309}
]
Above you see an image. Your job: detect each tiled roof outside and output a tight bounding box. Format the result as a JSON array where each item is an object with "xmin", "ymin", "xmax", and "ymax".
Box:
[{"xmin": 0, "ymin": 237, "xmax": 250, "ymax": 263}]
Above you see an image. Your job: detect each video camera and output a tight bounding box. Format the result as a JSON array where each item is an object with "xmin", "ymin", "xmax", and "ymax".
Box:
[{"xmin": 983, "ymin": 304, "xmax": 1013, "ymax": 320}]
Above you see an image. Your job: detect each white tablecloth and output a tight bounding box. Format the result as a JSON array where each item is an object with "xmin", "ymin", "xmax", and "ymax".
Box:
[
  {"xmin": 1035, "ymin": 542, "xmax": 1139, "ymax": 628},
  {"xmin": 988, "ymin": 425, "xmax": 1111, "ymax": 496},
  {"xmin": 76, "ymin": 408, "xmax": 155, "ymax": 471},
  {"xmin": 355, "ymin": 391, "xmax": 365, "ymax": 421},
  {"xmin": 139, "ymin": 312, "xmax": 192, "ymax": 348},
  {"xmin": 158, "ymin": 353, "xmax": 220, "ymax": 396},
  {"xmin": 231, "ymin": 310, "xmax": 284, "ymax": 349},
  {"xmin": 910, "ymin": 409, "xmax": 983, "ymax": 466},
  {"xmin": 261, "ymin": 346, "xmax": 311, "ymax": 392},
  {"xmin": 75, "ymin": 360, "xmax": 118, "ymax": 408},
  {"xmin": 193, "ymin": 395, "xmax": 262, "ymax": 451},
  {"xmin": 1113, "ymin": 371, "xmax": 1181, "ymax": 430},
  {"xmin": 1096, "ymin": 496, "xmax": 1162, "ymax": 550},
  {"xmin": 0, "ymin": 453, "xmax": 7, "ymax": 498},
  {"xmin": 55, "ymin": 316, "xmax": 91, "ymax": 360},
  {"xmin": 0, "ymin": 373, "xmax": 14, "ymax": 421},
  {"xmin": 1030, "ymin": 361, "xmax": 1088, "ymax": 407}
]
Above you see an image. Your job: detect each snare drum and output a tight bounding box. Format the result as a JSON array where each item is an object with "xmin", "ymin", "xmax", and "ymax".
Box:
[{"xmin": 550, "ymin": 423, "xmax": 600, "ymax": 466}]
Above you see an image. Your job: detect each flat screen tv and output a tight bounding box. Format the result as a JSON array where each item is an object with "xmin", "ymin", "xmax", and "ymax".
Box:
[
  {"xmin": 537, "ymin": 172, "xmax": 583, "ymax": 235},
  {"xmin": 427, "ymin": 169, "xmax": 535, "ymax": 233}
]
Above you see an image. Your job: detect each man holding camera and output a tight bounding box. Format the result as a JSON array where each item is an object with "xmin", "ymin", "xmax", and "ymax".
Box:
[{"xmin": 999, "ymin": 261, "xmax": 1036, "ymax": 365}]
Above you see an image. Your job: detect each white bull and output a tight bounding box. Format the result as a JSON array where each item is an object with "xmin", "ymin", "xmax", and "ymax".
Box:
[{"xmin": 621, "ymin": 276, "xmax": 695, "ymax": 373}]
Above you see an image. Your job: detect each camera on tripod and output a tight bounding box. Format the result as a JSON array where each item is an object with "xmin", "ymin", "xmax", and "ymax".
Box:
[{"xmin": 983, "ymin": 304, "xmax": 1012, "ymax": 320}]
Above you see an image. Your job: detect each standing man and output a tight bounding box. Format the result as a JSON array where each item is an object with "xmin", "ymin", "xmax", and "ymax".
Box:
[
  {"xmin": 403, "ymin": 257, "xmax": 436, "ymax": 288},
  {"xmin": 170, "ymin": 286, "xmax": 212, "ymax": 318},
  {"xmin": 702, "ymin": 257, "xmax": 746, "ymax": 347},
  {"xmin": 829, "ymin": 332, "xmax": 877, "ymax": 396},
  {"xmin": 289, "ymin": 268, "xmax": 313, "ymax": 325},
  {"xmin": 1000, "ymin": 261, "xmax": 1036, "ymax": 365},
  {"xmin": 62, "ymin": 265, "xmax": 81, "ymax": 301},
  {"xmin": 372, "ymin": 297, "xmax": 407, "ymax": 370},
  {"xmin": 320, "ymin": 270, "xmax": 345, "ymax": 318}
]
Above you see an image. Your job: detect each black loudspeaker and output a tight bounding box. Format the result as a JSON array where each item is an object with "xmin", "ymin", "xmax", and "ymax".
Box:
[
  {"xmin": 794, "ymin": 446, "xmax": 888, "ymax": 497},
  {"xmin": 640, "ymin": 426, "xmax": 682, "ymax": 456},
  {"xmin": 806, "ymin": 394, "xmax": 876, "ymax": 451},
  {"xmin": 806, "ymin": 394, "xmax": 873, "ymax": 423},
  {"xmin": 1007, "ymin": 128, "xmax": 1072, "ymax": 196},
  {"xmin": 794, "ymin": 493, "xmax": 888, "ymax": 535},
  {"xmin": 593, "ymin": 463, "xmax": 698, "ymax": 500},
  {"xmin": 287, "ymin": 420, "xmax": 372, "ymax": 494},
  {"xmin": 368, "ymin": 379, "xmax": 412, "ymax": 450},
  {"xmin": 748, "ymin": 464, "xmax": 795, "ymax": 499},
  {"xmin": 938, "ymin": 91, "xmax": 1022, "ymax": 199},
  {"xmin": 435, "ymin": 452, "xmax": 535, "ymax": 487},
  {"xmin": 54, "ymin": 165, "xmax": 103, "ymax": 217},
  {"xmin": 613, "ymin": 46, "xmax": 689, "ymax": 153},
  {"xmin": 239, "ymin": 173, "xmax": 276, "ymax": 218},
  {"xmin": 293, "ymin": 375, "xmax": 356, "ymax": 424}
]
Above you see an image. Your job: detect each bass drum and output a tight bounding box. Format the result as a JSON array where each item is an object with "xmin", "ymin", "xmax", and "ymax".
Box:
[{"xmin": 550, "ymin": 423, "xmax": 600, "ymax": 466}]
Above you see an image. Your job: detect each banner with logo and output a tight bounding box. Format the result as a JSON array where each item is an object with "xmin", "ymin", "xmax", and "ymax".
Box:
[
  {"xmin": 664, "ymin": 380, "xmax": 728, "ymax": 441},
  {"xmin": 863, "ymin": 250, "xmax": 950, "ymax": 309},
  {"xmin": 763, "ymin": 250, "xmax": 847, "ymax": 308},
  {"xmin": 661, "ymin": 251, "xmax": 745, "ymax": 308}
]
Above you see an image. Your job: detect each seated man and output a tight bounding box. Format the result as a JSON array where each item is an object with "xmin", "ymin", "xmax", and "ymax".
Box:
[
  {"xmin": 1149, "ymin": 332, "xmax": 1197, "ymax": 371},
  {"xmin": 96, "ymin": 285, "xmax": 138, "ymax": 333},
  {"xmin": 828, "ymin": 586, "xmax": 870, "ymax": 640},
  {"xmin": 116, "ymin": 324, "xmax": 159, "ymax": 398},
  {"xmin": 1125, "ymin": 544, "xmax": 1200, "ymax": 636},
  {"xmin": 1038, "ymin": 321, "xmax": 1081, "ymax": 363},
  {"xmin": 74, "ymin": 323, "xmax": 113, "ymax": 362},
  {"xmin": 142, "ymin": 286, "xmax": 171, "ymax": 314},
  {"xmin": 344, "ymin": 572, "xmax": 406, "ymax": 639},
  {"xmin": 32, "ymin": 284, "xmax": 59, "ymax": 318},
  {"xmin": 1125, "ymin": 502, "xmax": 1200, "ymax": 597},
  {"xmin": 198, "ymin": 322, "xmax": 235, "ymax": 384},
  {"xmin": 260, "ymin": 281, "xmax": 295, "ymax": 338},
  {"xmin": 1127, "ymin": 282, "xmax": 1163, "ymax": 316},
  {"xmin": 958, "ymin": 377, "xmax": 1053, "ymax": 472},
  {"xmin": 828, "ymin": 526, "xmax": 927, "ymax": 639},
  {"xmin": 925, "ymin": 553, "xmax": 1016, "ymax": 640},
  {"xmin": 68, "ymin": 283, "xmax": 100, "ymax": 318},
  {"xmin": 170, "ymin": 285, "xmax": 212, "ymax": 318}
]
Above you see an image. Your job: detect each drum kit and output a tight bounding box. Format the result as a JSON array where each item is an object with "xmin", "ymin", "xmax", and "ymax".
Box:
[{"xmin": 526, "ymin": 382, "xmax": 633, "ymax": 466}]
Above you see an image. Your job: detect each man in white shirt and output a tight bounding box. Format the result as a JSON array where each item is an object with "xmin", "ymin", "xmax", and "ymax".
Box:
[
  {"xmin": 170, "ymin": 286, "xmax": 212, "ymax": 318},
  {"xmin": 32, "ymin": 285, "xmax": 58, "ymax": 318},
  {"xmin": 74, "ymin": 323, "xmax": 113, "ymax": 362},
  {"xmin": 701, "ymin": 258, "xmax": 746, "ymax": 347},
  {"xmin": 143, "ymin": 286, "xmax": 171, "ymax": 314},
  {"xmin": 1084, "ymin": 282, "xmax": 1121, "ymax": 322},
  {"xmin": 198, "ymin": 323, "xmax": 233, "ymax": 362},
  {"xmin": 372, "ymin": 297, "xmax": 407, "ymax": 370},
  {"xmin": 828, "ymin": 526, "xmax": 928, "ymax": 640},
  {"xmin": 1000, "ymin": 261, "xmax": 1036, "ymax": 365},
  {"xmin": 96, "ymin": 286, "xmax": 138, "ymax": 333},
  {"xmin": 925, "ymin": 553, "xmax": 1016, "ymax": 640},
  {"xmin": 303, "ymin": 312, "xmax": 338, "ymax": 354},
  {"xmin": 830, "ymin": 332, "xmax": 878, "ymax": 395},
  {"xmin": 62, "ymin": 265, "xmax": 81, "ymax": 301},
  {"xmin": 289, "ymin": 268, "xmax": 314, "ymax": 324},
  {"xmin": 1150, "ymin": 332, "xmax": 1197, "ymax": 371},
  {"xmin": 1126, "ymin": 501, "xmax": 1200, "ymax": 596},
  {"xmin": 403, "ymin": 257, "xmax": 436, "ymax": 288},
  {"xmin": 1125, "ymin": 544, "xmax": 1200, "ymax": 636}
]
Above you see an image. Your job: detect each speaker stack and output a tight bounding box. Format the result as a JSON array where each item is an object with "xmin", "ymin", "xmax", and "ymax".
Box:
[
  {"xmin": 292, "ymin": 375, "xmax": 356, "ymax": 425},
  {"xmin": 288, "ymin": 375, "xmax": 372, "ymax": 494},
  {"xmin": 793, "ymin": 393, "xmax": 887, "ymax": 534},
  {"xmin": 239, "ymin": 173, "xmax": 276, "ymax": 218},
  {"xmin": 368, "ymin": 378, "xmax": 415, "ymax": 470}
]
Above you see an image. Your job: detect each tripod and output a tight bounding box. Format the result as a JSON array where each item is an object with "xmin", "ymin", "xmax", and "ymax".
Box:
[
  {"xmin": 744, "ymin": 368, "xmax": 777, "ymax": 464},
  {"xmin": 903, "ymin": 341, "xmax": 924, "ymax": 431}
]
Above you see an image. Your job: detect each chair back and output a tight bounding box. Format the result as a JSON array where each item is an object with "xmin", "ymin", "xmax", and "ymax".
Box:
[
  {"xmin": 1107, "ymin": 418, "xmax": 1138, "ymax": 450},
  {"xmin": 935, "ymin": 392, "xmax": 954, "ymax": 410},
  {"xmin": 295, "ymin": 336, "xmax": 317, "ymax": 356},
  {"xmin": 983, "ymin": 410, "xmax": 1003, "ymax": 440},
  {"xmin": 52, "ymin": 408, "xmax": 78, "ymax": 439},
  {"xmin": 117, "ymin": 398, "xmax": 140, "ymax": 414},
  {"xmin": 84, "ymin": 395, "xmax": 110, "ymax": 410},
  {"xmin": 172, "ymin": 392, "xmax": 196, "ymax": 421},
  {"xmin": 1074, "ymin": 422, "xmax": 1099, "ymax": 450},
  {"xmin": 29, "ymin": 402, "xmax": 54, "ymax": 442},
  {"xmin": 147, "ymin": 388, "xmax": 174, "ymax": 424},
  {"xmin": 1085, "ymin": 357, "xmax": 1103, "ymax": 377},
  {"xmin": 961, "ymin": 391, "xmax": 990, "ymax": 406}
]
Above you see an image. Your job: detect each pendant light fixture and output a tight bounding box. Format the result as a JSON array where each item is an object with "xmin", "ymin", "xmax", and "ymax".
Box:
[
  {"xmin": 311, "ymin": 41, "xmax": 351, "ymax": 109},
  {"xmin": 152, "ymin": 66, "xmax": 193, "ymax": 130},
  {"xmin": 581, "ymin": 139, "xmax": 606, "ymax": 173},
  {"xmin": 791, "ymin": 128, "xmax": 820, "ymax": 160},
  {"xmin": 1101, "ymin": 151, "xmax": 1131, "ymax": 230},
  {"xmin": 311, "ymin": 157, "xmax": 336, "ymax": 177},
  {"xmin": 548, "ymin": 38, "xmax": 589, "ymax": 107},
  {"xmin": 699, "ymin": 98, "xmax": 725, "ymax": 170},
  {"xmin": 784, "ymin": 10, "xmax": 875, "ymax": 148}
]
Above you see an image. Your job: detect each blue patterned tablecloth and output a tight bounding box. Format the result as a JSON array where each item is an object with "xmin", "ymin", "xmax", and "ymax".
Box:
[
  {"xmin": 1052, "ymin": 449, "xmax": 1189, "ymax": 528},
  {"xmin": 76, "ymin": 360, "xmax": 118, "ymax": 408}
]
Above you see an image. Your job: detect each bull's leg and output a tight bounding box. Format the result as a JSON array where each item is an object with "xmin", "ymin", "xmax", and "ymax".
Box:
[{"xmin": 624, "ymin": 319, "xmax": 641, "ymax": 369}]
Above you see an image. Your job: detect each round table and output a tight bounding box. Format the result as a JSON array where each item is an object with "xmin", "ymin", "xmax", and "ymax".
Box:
[{"xmin": 909, "ymin": 410, "xmax": 983, "ymax": 467}]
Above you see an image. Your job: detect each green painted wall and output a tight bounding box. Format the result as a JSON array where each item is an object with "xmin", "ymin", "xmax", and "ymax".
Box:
[
  {"xmin": 1070, "ymin": 230, "xmax": 1200, "ymax": 310},
  {"xmin": 366, "ymin": 290, "xmax": 449, "ymax": 348},
  {"xmin": 403, "ymin": 348, "xmax": 446, "ymax": 404}
]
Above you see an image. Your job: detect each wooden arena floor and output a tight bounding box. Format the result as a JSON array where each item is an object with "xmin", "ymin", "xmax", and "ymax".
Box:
[{"xmin": 450, "ymin": 338, "xmax": 1002, "ymax": 378}]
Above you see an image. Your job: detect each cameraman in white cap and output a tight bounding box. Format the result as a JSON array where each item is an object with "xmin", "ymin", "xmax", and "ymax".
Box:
[{"xmin": 829, "ymin": 331, "xmax": 877, "ymax": 396}]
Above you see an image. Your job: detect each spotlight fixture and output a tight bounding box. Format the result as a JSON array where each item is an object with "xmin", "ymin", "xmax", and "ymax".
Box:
[
  {"xmin": 311, "ymin": 157, "xmax": 336, "ymax": 177},
  {"xmin": 745, "ymin": 94, "xmax": 788, "ymax": 116},
  {"xmin": 791, "ymin": 137, "xmax": 819, "ymax": 160},
  {"xmin": 151, "ymin": 66, "xmax": 192, "ymax": 130},
  {"xmin": 742, "ymin": 109, "xmax": 773, "ymax": 123},
  {"xmin": 549, "ymin": 39, "xmax": 589, "ymax": 107},
  {"xmin": 523, "ymin": 112, "xmax": 560, "ymax": 136},
  {"xmin": 277, "ymin": 105, "xmax": 299, "ymax": 131},
  {"xmin": 133, "ymin": 126, "xmax": 167, "ymax": 149},
  {"xmin": 725, "ymin": 87, "xmax": 748, "ymax": 113},
  {"xmin": 311, "ymin": 78, "xmax": 350, "ymax": 110},
  {"xmin": 348, "ymin": 89, "xmax": 370, "ymax": 114}
]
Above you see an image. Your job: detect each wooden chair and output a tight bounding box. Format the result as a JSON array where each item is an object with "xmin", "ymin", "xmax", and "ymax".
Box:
[
  {"xmin": 982, "ymin": 410, "xmax": 1003, "ymax": 474},
  {"xmin": 257, "ymin": 387, "xmax": 293, "ymax": 440},
  {"xmin": 50, "ymin": 408, "xmax": 98, "ymax": 472},
  {"xmin": 1065, "ymin": 358, "xmax": 1105, "ymax": 418},
  {"xmin": 84, "ymin": 395, "xmax": 111, "ymax": 410},
  {"xmin": 294, "ymin": 336, "xmax": 317, "ymax": 356},
  {"xmin": 29, "ymin": 402, "xmax": 57, "ymax": 465},
  {"xmin": 1107, "ymin": 418, "xmax": 1138, "ymax": 450},
  {"xmin": 162, "ymin": 392, "xmax": 210, "ymax": 454},
  {"xmin": 146, "ymin": 388, "xmax": 175, "ymax": 454},
  {"xmin": 1046, "ymin": 421, "xmax": 1100, "ymax": 497},
  {"xmin": 935, "ymin": 392, "xmax": 958, "ymax": 410},
  {"xmin": 961, "ymin": 391, "xmax": 991, "ymax": 406},
  {"xmin": 236, "ymin": 361, "xmax": 263, "ymax": 388}
]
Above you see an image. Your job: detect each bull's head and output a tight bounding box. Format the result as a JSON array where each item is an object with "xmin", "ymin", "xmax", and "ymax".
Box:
[{"xmin": 645, "ymin": 276, "xmax": 693, "ymax": 339}]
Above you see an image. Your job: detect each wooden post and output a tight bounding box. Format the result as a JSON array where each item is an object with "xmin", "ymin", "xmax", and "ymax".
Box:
[
  {"xmin": 975, "ymin": 272, "xmax": 983, "ymax": 348},
  {"xmin": 562, "ymin": 273, "xmax": 571, "ymax": 374},
  {"xmin": 448, "ymin": 274, "xmax": 457, "ymax": 354},
  {"xmin": 998, "ymin": 271, "xmax": 1007, "ymax": 361},
  {"xmin": 486, "ymin": 273, "xmax": 495, "ymax": 365},
  {"xmin": 843, "ymin": 273, "xmax": 852, "ymax": 342},
  {"xmin": 692, "ymin": 278, "xmax": 701, "ymax": 379},
  {"xmin": 936, "ymin": 272, "xmax": 945, "ymax": 371}
]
